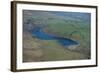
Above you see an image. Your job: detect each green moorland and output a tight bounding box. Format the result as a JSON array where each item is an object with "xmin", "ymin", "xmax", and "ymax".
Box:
[{"xmin": 23, "ymin": 10, "xmax": 91, "ymax": 62}]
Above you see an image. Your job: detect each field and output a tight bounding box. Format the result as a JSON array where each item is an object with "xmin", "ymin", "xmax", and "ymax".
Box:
[{"xmin": 23, "ymin": 10, "xmax": 91, "ymax": 62}]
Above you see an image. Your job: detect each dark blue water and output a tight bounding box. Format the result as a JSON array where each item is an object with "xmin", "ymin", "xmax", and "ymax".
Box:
[{"xmin": 32, "ymin": 26, "xmax": 78, "ymax": 46}]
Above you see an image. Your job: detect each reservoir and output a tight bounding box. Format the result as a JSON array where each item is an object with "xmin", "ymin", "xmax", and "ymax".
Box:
[{"xmin": 32, "ymin": 26, "xmax": 79, "ymax": 47}]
